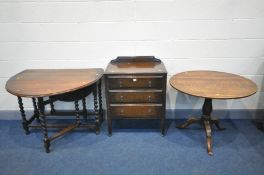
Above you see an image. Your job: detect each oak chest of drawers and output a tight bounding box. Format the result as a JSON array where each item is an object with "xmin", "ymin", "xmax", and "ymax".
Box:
[{"xmin": 104, "ymin": 56, "xmax": 167, "ymax": 136}]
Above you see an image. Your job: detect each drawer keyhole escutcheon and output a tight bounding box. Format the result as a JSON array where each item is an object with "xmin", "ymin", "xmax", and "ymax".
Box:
[
  {"xmin": 148, "ymin": 96, "xmax": 152, "ymax": 102},
  {"xmin": 120, "ymin": 96, "xmax": 124, "ymax": 102},
  {"xmin": 133, "ymin": 78, "xmax": 137, "ymax": 82},
  {"xmin": 148, "ymin": 108, "xmax": 152, "ymax": 113},
  {"xmin": 120, "ymin": 108, "xmax": 124, "ymax": 113},
  {"xmin": 119, "ymin": 80, "xmax": 123, "ymax": 88},
  {"xmin": 148, "ymin": 81, "xmax": 152, "ymax": 87}
]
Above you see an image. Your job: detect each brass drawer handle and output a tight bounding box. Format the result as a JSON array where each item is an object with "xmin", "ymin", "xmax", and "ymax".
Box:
[
  {"xmin": 133, "ymin": 78, "xmax": 137, "ymax": 82},
  {"xmin": 148, "ymin": 80, "xmax": 152, "ymax": 87},
  {"xmin": 120, "ymin": 96, "xmax": 124, "ymax": 102},
  {"xmin": 148, "ymin": 108, "xmax": 152, "ymax": 113},
  {"xmin": 120, "ymin": 108, "xmax": 124, "ymax": 113},
  {"xmin": 148, "ymin": 96, "xmax": 152, "ymax": 102}
]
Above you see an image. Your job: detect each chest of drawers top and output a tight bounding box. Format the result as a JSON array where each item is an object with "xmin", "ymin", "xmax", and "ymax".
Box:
[{"xmin": 104, "ymin": 56, "xmax": 167, "ymax": 75}]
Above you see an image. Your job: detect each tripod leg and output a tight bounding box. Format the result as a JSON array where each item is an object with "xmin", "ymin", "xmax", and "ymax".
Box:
[
  {"xmin": 204, "ymin": 120, "xmax": 213, "ymax": 156},
  {"xmin": 211, "ymin": 118, "xmax": 225, "ymax": 130},
  {"xmin": 177, "ymin": 117, "xmax": 201, "ymax": 129}
]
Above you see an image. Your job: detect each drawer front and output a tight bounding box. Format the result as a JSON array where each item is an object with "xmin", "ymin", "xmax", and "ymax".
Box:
[
  {"xmin": 107, "ymin": 76, "xmax": 163, "ymax": 89},
  {"xmin": 110, "ymin": 105, "xmax": 162, "ymax": 118},
  {"xmin": 109, "ymin": 91, "xmax": 162, "ymax": 103}
]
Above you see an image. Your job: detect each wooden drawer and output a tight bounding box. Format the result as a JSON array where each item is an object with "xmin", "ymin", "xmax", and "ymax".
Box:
[
  {"xmin": 109, "ymin": 90, "xmax": 162, "ymax": 103},
  {"xmin": 107, "ymin": 76, "xmax": 163, "ymax": 89},
  {"xmin": 110, "ymin": 105, "xmax": 163, "ymax": 118}
]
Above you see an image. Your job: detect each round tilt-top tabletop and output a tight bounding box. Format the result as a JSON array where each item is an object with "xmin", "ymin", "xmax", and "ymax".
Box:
[
  {"xmin": 6, "ymin": 69, "xmax": 104, "ymax": 98},
  {"xmin": 169, "ymin": 70, "xmax": 257, "ymax": 99}
]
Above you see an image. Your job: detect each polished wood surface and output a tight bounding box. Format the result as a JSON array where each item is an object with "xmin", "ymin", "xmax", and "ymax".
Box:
[
  {"xmin": 8, "ymin": 69, "xmax": 104, "ymax": 152},
  {"xmin": 105, "ymin": 56, "xmax": 167, "ymax": 74},
  {"xmin": 105, "ymin": 56, "xmax": 167, "ymax": 136},
  {"xmin": 170, "ymin": 70, "xmax": 257, "ymax": 155},
  {"xmin": 108, "ymin": 76, "xmax": 163, "ymax": 89},
  {"xmin": 169, "ymin": 70, "xmax": 257, "ymax": 99},
  {"xmin": 110, "ymin": 104, "xmax": 163, "ymax": 118},
  {"xmin": 6, "ymin": 68, "xmax": 104, "ymax": 97},
  {"xmin": 109, "ymin": 91, "xmax": 163, "ymax": 103}
]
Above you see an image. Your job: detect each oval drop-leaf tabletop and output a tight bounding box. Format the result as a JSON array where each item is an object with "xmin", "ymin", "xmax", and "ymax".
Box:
[{"xmin": 6, "ymin": 69, "xmax": 104, "ymax": 98}]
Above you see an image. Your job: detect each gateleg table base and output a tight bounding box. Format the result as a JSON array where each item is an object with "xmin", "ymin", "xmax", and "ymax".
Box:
[{"xmin": 17, "ymin": 80, "xmax": 103, "ymax": 153}]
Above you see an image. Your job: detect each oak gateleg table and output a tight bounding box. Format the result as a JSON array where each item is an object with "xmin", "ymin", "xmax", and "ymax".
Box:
[
  {"xmin": 169, "ymin": 70, "xmax": 257, "ymax": 155},
  {"xmin": 6, "ymin": 69, "xmax": 104, "ymax": 153}
]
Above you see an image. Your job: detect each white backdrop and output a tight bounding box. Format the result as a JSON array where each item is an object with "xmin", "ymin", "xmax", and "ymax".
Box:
[{"xmin": 0, "ymin": 0, "xmax": 263, "ymax": 113}]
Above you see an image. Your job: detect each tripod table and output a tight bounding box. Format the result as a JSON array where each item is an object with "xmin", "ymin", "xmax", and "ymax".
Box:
[{"xmin": 169, "ymin": 70, "xmax": 257, "ymax": 155}]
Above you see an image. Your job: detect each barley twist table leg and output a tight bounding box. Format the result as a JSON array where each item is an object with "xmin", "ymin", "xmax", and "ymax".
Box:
[
  {"xmin": 82, "ymin": 98, "xmax": 88, "ymax": 122},
  {"xmin": 75, "ymin": 100, "xmax": 81, "ymax": 126},
  {"xmin": 32, "ymin": 98, "xmax": 40, "ymax": 122},
  {"xmin": 37, "ymin": 97, "xmax": 50, "ymax": 153},
  {"xmin": 18, "ymin": 97, "xmax": 29, "ymax": 135},
  {"xmin": 49, "ymin": 97, "xmax": 56, "ymax": 114},
  {"xmin": 93, "ymin": 84, "xmax": 100, "ymax": 135},
  {"xmin": 98, "ymin": 79, "xmax": 103, "ymax": 123}
]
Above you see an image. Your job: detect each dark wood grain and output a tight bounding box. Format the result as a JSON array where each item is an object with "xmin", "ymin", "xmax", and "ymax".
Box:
[
  {"xmin": 6, "ymin": 68, "xmax": 104, "ymax": 153},
  {"xmin": 105, "ymin": 56, "xmax": 167, "ymax": 136},
  {"xmin": 169, "ymin": 70, "xmax": 257, "ymax": 99},
  {"xmin": 108, "ymin": 76, "xmax": 163, "ymax": 89},
  {"xmin": 110, "ymin": 104, "xmax": 163, "ymax": 118},
  {"xmin": 105, "ymin": 56, "xmax": 167, "ymax": 74},
  {"xmin": 6, "ymin": 68, "xmax": 104, "ymax": 97},
  {"xmin": 170, "ymin": 70, "xmax": 258, "ymax": 155},
  {"xmin": 109, "ymin": 91, "xmax": 162, "ymax": 103}
]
